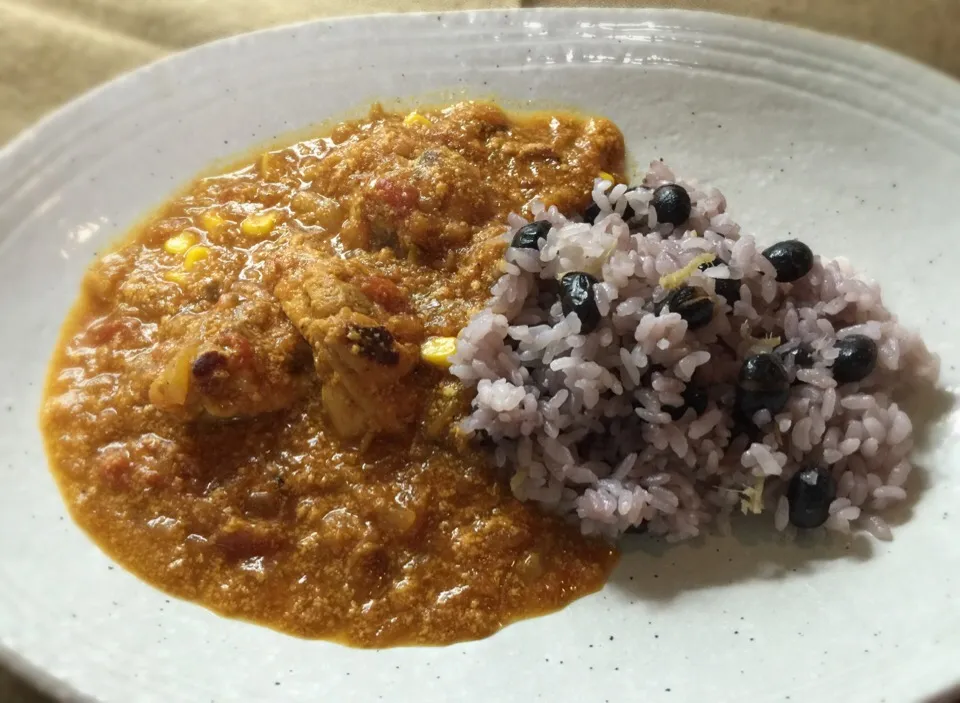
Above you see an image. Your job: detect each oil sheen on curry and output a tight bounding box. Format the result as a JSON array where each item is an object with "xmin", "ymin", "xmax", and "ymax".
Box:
[{"xmin": 42, "ymin": 102, "xmax": 623, "ymax": 646}]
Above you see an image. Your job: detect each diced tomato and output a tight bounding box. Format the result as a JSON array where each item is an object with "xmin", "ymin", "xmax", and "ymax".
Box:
[{"xmin": 374, "ymin": 177, "xmax": 419, "ymax": 215}]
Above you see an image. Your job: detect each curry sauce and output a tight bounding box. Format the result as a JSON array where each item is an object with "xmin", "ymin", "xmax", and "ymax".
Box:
[{"xmin": 41, "ymin": 102, "xmax": 623, "ymax": 645}]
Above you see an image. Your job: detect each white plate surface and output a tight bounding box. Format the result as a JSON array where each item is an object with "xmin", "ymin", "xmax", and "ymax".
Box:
[{"xmin": 1, "ymin": 9, "xmax": 959, "ymax": 703}]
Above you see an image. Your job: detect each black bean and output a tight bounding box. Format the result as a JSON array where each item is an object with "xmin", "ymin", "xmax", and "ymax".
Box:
[
  {"xmin": 665, "ymin": 404, "xmax": 685, "ymax": 422},
  {"xmin": 665, "ymin": 384, "xmax": 708, "ymax": 421},
  {"xmin": 583, "ymin": 201, "xmax": 602, "ymax": 225},
  {"xmin": 620, "ymin": 186, "xmax": 645, "ymax": 221},
  {"xmin": 511, "ymin": 220, "xmax": 551, "ymax": 250},
  {"xmin": 559, "ymin": 272, "xmax": 601, "ymax": 334},
  {"xmin": 683, "ymin": 385, "xmax": 709, "ymax": 417},
  {"xmin": 652, "ymin": 184, "xmax": 692, "ymax": 226},
  {"xmin": 698, "ymin": 258, "xmax": 741, "ymax": 304},
  {"xmin": 787, "ymin": 466, "xmax": 836, "ymax": 529},
  {"xmin": 793, "ymin": 343, "xmax": 815, "ymax": 369},
  {"xmin": 779, "ymin": 342, "xmax": 815, "ymax": 369},
  {"xmin": 761, "ymin": 240, "xmax": 814, "ymax": 283},
  {"xmin": 832, "ymin": 334, "xmax": 878, "ymax": 384},
  {"xmin": 715, "ymin": 279, "xmax": 741, "ymax": 304},
  {"xmin": 655, "ymin": 285, "xmax": 714, "ymax": 330},
  {"xmin": 736, "ymin": 353, "xmax": 790, "ymax": 417}
]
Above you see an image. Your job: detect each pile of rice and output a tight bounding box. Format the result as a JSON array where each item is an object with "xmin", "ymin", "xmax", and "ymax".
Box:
[{"xmin": 450, "ymin": 161, "xmax": 939, "ymax": 541}]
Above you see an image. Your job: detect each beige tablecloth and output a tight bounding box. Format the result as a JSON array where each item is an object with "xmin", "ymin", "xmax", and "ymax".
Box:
[{"xmin": 2, "ymin": 1, "xmax": 958, "ymax": 700}]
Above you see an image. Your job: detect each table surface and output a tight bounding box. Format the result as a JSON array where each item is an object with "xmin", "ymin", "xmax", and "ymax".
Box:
[{"xmin": 3, "ymin": 1, "xmax": 959, "ymax": 700}]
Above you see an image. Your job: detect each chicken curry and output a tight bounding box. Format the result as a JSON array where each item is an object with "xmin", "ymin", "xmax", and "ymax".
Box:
[{"xmin": 42, "ymin": 102, "xmax": 623, "ymax": 645}]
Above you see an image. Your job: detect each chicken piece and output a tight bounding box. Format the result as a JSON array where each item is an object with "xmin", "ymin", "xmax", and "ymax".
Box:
[
  {"xmin": 273, "ymin": 247, "xmax": 423, "ymax": 440},
  {"xmin": 149, "ymin": 283, "xmax": 313, "ymax": 419}
]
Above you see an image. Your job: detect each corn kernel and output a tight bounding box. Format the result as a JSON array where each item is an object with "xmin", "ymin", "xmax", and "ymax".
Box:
[
  {"xmin": 420, "ymin": 337, "xmax": 458, "ymax": 368},
  {"xmin": 241, "ymin": 211, "xmax": 278, "ymax": 237},
  {"xmin": 163, "ymin": 231, "xmax": 197, "ymax": 255},
  {"xmin": 403, "ymin": 111, "xmax": 432, "ymax": 128},
  {"xmin": 201, "ymin": 210, "xmax": 225, "ymax": 232},
  {"xmin": 164, "ymin": 270, "xmax": 188, "ymax": 285},
  {"xmin": 183, "ymin": 246, "xmax": 210, "ymax": 271},
  {"xmin": 599, "ymin": 171, "xmax": 616, "ymax": 184}
]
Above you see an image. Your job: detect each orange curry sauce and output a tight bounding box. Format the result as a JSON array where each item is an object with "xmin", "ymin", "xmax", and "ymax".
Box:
[{"xmin": 42, "ymin": 103, "xmax": 623, "ymax": 645}]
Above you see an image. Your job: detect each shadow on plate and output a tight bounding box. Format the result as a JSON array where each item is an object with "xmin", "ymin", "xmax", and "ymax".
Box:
[
  {"xmin": 899, "ymin": 381, "xmax": 955, "ymax": 450},
  {"xmin": 611, "ymin": 519, "xmax": 875, "ymax": 602},
  {"xmin": 611, "ymin": 380, "xmax": 955, "ymax": 602}
]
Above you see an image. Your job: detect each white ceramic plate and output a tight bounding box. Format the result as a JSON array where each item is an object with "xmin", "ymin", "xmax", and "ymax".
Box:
[{"xmin": 2, "ymin": 9, "xmax": 960, "ymax": 703}]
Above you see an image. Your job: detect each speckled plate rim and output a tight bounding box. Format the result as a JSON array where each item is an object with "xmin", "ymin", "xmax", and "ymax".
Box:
[{"xmin": 2, "ymin": 8, "xmax": 960, "ymax": 703}]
